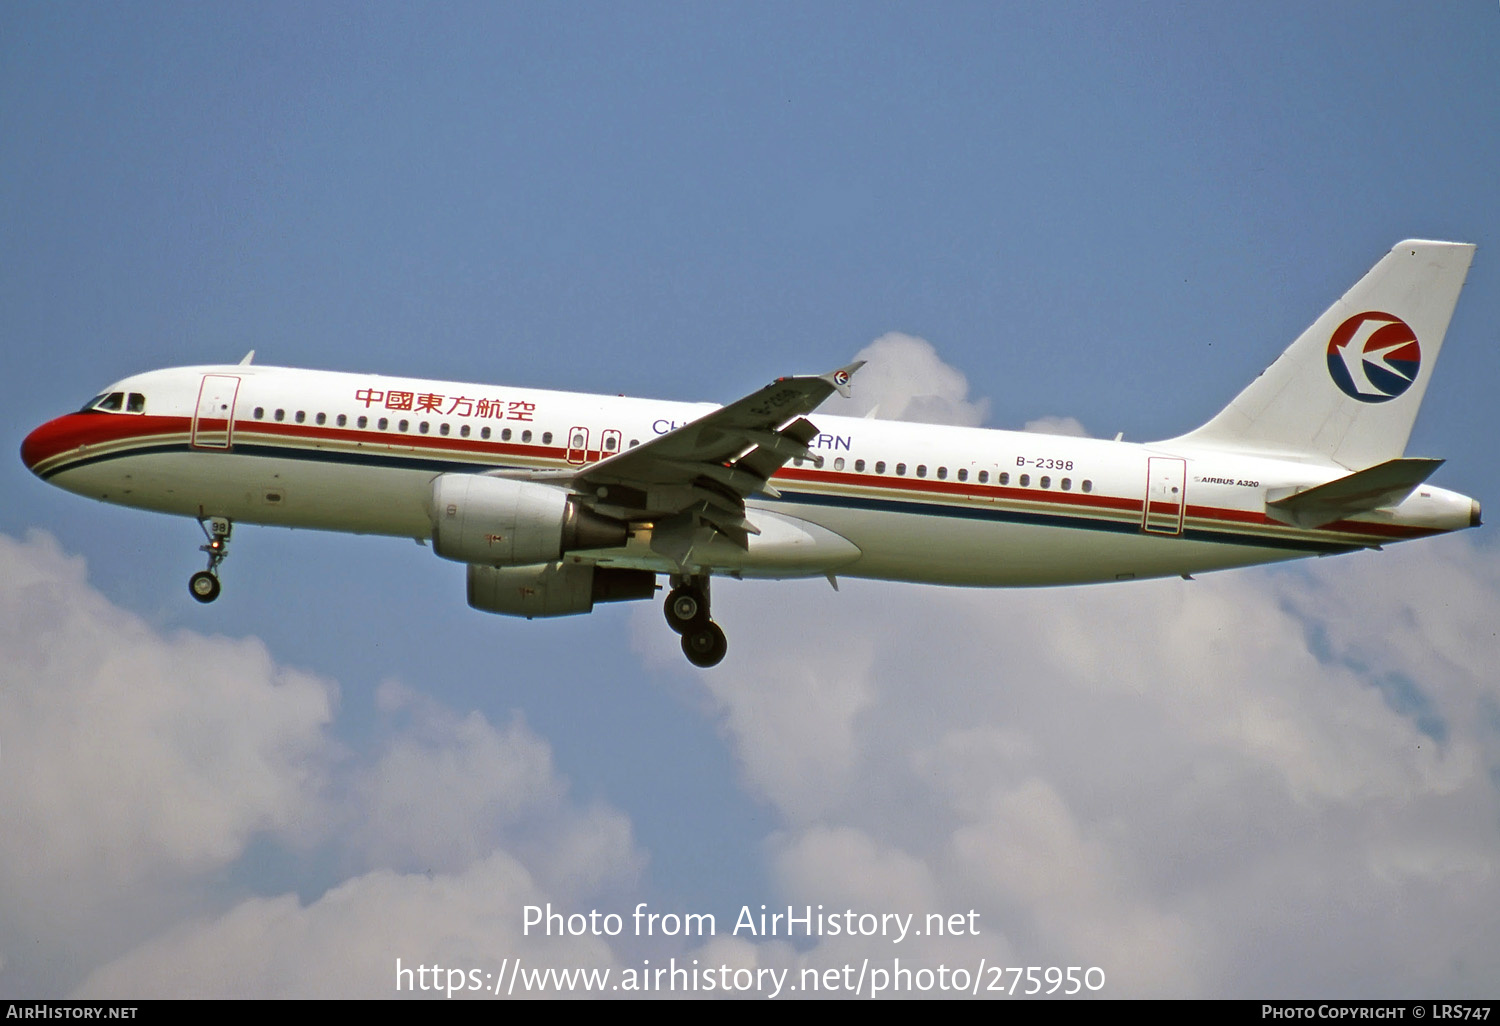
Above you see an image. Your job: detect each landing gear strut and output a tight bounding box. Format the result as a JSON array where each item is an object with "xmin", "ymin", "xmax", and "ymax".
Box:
[
  {"xmin": 190, "ymin": 516, "xmax": 232, "ymax": 604},
  {"xmin": 664, "ymin": 575, "xmax": 728, "ymax": 667}
]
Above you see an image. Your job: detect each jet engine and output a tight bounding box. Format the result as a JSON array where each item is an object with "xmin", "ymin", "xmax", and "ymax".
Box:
[
  {"xmin": 467, "ymin": 562, "xmax": 656, "ymax": 618},
  {"xmin": 430, "ymin": 474, "xmax": 628, "ymax": 566}
]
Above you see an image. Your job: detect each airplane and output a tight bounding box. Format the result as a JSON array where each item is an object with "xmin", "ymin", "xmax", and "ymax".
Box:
[{"xmin": 21, "ymin": 239, "xmax": 1480, "ymax": 667}]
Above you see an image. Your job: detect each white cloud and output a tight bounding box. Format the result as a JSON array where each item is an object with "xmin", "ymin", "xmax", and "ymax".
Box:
[
  {"xmin": 74, "ymin": 852, "xmax": 618, "ymax": 999},
  {"xmin": 354, "ymin": 680, "xmax": 645, "ymax": 895},
  {"xmin": 694, "ymin": 634, "xmax": 878, "ymax": 821},
  {"xmin": 631, "ymin": 327, "xmax": 1500, "ymax": 994},
  {"xmin": 358, "ymin": 681, "xmax": 562, "ymax": 872},
  {"xmin": 649, "ymin": 334, "xmax": 1500, "ymax": 996},
  {"xmin": 663, "ymin": 535, "xmax": 1500, "ymax": 995},
  {"xmin": 0, "ymin": 531, "xmax": 337, "ymax": 985},
  {"xmin": 0, "ymin": 531, "xmax": 644, "ymax": 997},
  {"xmin": 842, "ymin": 333, "xmax": 990, "ymax": 426},
  {"xmin": 1023, "ymin": 415, "xmax": 1091, "ymax": 437}
]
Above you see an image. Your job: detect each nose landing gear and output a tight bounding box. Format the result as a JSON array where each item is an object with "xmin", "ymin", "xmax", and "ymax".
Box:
[
  {"xmin": 664, "ymin": 576, "xmax": 728, "ymax": 668},
  {"xmin": 190, "ymin": 516, "xmax": 232, "ymax": 604}
]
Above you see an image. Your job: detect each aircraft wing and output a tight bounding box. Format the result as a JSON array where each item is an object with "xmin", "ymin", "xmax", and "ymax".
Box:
[{"xmin": 572, "ymin": 361, "xmax": 864, "ymax": 547}]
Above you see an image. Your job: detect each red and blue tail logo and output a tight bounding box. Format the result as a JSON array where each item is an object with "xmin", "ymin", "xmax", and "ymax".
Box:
[{"xmin": 1326, "ymin": 311, "xmax": 1421, "ymax": 403}]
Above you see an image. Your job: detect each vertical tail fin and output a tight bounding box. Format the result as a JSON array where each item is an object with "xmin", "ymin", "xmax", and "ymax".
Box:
[{"xmin": 1168, "ymin": 240, "xmax": 1474, "ymax": 468}]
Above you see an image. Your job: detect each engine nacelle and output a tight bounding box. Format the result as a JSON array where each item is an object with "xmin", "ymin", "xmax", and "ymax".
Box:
[
  {"xmin": 430, "ymin": 474, "xmax": 628, "ymax": 566},
  {"xmin": 467, "ymin": 562, "xmax": 657, "ymax": 618}
]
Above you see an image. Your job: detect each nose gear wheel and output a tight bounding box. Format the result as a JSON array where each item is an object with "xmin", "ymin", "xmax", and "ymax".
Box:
[{"xmin": 190, "ymin": 516, "xmax": 232, "ymax": 604}]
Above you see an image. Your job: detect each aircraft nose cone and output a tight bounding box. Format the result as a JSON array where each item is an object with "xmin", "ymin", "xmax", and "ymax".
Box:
[
  {"xmin": 20, "ymin": 415, "xmax": 80, "ymax": 477},
  {"xmin": 20, "ymin": 422, "xmax": 50, "ymax": 474}
]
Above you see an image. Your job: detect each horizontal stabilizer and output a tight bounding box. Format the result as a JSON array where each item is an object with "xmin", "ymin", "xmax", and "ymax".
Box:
[{"xmin": 1265, "ymin": 457, "xmax": 1444, "ymax": 529}]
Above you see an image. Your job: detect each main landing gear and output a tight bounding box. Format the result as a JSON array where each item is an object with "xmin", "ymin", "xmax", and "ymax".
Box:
[
  {"xmin": 189, "ymin": 516, "xmax": 232, "ymax": 604},
  {"xmin": 663, "ymin": 575, "xmax": 728, "ymax": 668}
]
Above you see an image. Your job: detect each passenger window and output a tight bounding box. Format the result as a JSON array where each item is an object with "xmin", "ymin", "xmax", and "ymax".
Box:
[
  {"xmin": 998, "ymin": 472, "xmax": 1009, "ymax": 485},
  {"xmin": 254, "ymin": 407, "xmax": 265, "ymax": 419},
  {"xmin": 834, "ymin": 457, "xmax": 845, "ymax": 471},
  {"xmin": 855, "ymin": 459, "xmax": 865, "ymax": 472},
  {"xmin": 502, "ymin": 428, "xmax": 512, "ymax": 441},
  {"xmin": 957, "ymin": 468, "xmax": 967, "ymax": 482},
  {"xmin": 1020, "ymin": 474, "xmax": 1030, "ymax": 487},
  {"xmin": 572, "ymin": 432, "xmax": 585, "ymax": 447},
  {"xmin": 876, "ymin": 461, "xmax": 886, "ymax": 474},
  {"xmin": 542, "ymin": 431, "xmax": 553, "ymax": 445},
  {"xmin": 978, "ymin": 470, "xmax": 988, "ymax": 483},
  {"xmin": 1082, "ymin": 480, "xmax": 1093, "ymax": 493},
  {"xmin": 481, "ymin": 426, "xmax": 491, "ymax": 440},
  {"xmin": 604, "ymin": 436, "xmax": 617, "ymax": 451},
  {"xmin": 440, "ymin": 423, "xmax": 451, "ymax": 436},
  {"xmin": 127, "ymin": 393, "xmax": 146, "ymax": 413},
  {"xmin": 522, "ymin": 430, "xmax": 532, "ymax": 443},
  {"xmin": 937, "ymin": 467, "xmax": 948, "ymax": 480},
  {"xmin": 315, "ymin": 412, "xmax": 326, "ymax": 426},
  {"xmin": 357, "ymin": 416, "xmax": 368, "ymax": 429},
  {"xmin": 1040, "ymin": 476, "xmax": 1050, "ymax": 488},
  {"xmin": 896, "ymin": 463, "xmax": 907, "ymax": 476},
  {"xmin": 377, "ymin": 417, "xmax": 388, "ymax": 430},
  {"xmin": 399, "ymin": 420, "xmax": 409, "ymax": 432},
  {"xmin": 295, "ymin": 411, "xmax": 306, "ymax": 423},
  {"xmin": 1061, "ymin": 478, "xmax": 1072, "ymax": 491},
  {"xmin": 418, "ymin": 422, "xmax": 429, "ymax": 434},
  {"xmin": 337, "ymin": 414, "xmax": 347, "ymax": 427},
  {"xmin": 629, "ymin": 439, "xmax": 640, "ymax": 448},
  {"xmin": 274, "ymin": 409, "xmax": 285, "ymax": 422},
  {"xmin": 916, "ymin": 465, "xmax": 927, "ymax": 478}
]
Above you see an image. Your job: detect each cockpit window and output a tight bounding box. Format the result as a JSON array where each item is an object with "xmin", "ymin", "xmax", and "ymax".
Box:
[{"xmin": 79, "ymin": 391, "xmax": 146, "ymax": 414}]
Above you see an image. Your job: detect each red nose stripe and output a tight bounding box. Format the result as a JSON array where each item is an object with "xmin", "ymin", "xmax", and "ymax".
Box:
[{"xmin": 21, "ymin": 413, "xmax": 186, "ymax": 474}]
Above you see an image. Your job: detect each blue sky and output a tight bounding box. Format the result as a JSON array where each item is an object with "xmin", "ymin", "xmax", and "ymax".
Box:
[{"xmin": 3, "ymin": 2, "xmax": 1499, "ymax": 998}]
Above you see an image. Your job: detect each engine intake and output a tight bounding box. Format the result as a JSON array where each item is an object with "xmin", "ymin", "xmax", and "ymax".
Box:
[
  {"xmin": 468, "ymin": 562, "xmax": 657, "ymax": 618},
  {"xmin": 430, "ymin": 474, "xmax": 628, "ymax": 566}
]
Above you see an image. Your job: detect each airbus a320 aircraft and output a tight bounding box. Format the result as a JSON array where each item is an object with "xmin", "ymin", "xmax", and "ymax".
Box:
[{"xmin": 22, "ymin": 240, "xmax": 1480, "ymax": 667}]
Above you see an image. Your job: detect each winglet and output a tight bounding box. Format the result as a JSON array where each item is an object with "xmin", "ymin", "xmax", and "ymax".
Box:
[
  {"xmin": 239, "ymin": 350, "xmax": 256, "ymax": 365},
  {"xmin": 823, "ymin": 360, "xmax": 866, "ymax": 399}
]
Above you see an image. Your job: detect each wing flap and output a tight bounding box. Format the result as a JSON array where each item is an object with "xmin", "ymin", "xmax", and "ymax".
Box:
[
  {"xmin": 569, "ymin": 360, "xmax": 863, "ymax": 565},
  {"xmin": 577, "ymin": 361, "xmax": 862, "ymax": 513}
]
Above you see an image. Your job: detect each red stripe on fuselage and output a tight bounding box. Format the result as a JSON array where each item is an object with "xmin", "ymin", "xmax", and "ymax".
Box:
[
  {"xmin": 240, "ymin": 419, "xmax": 553, "ymax": 462},
  {"xmin": 778, "ymin": 464, "xmax": 1143, "ymax": 514},
  {"xmin": 21, "ymin": 412, "xmax": 187, "ymax": 472},
  {"xmin": 774, "ymin": 466, "xmax": 1435, "ymax": 541},
  {"xmin": 25, "ymin": 415, "xmax": 1436, "ymax": 544}
]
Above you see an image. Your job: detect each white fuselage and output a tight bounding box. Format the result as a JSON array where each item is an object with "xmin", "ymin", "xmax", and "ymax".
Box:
[{"xmin": 24, "ymin": 363, "xmax": 1475, "ymax": 587}]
